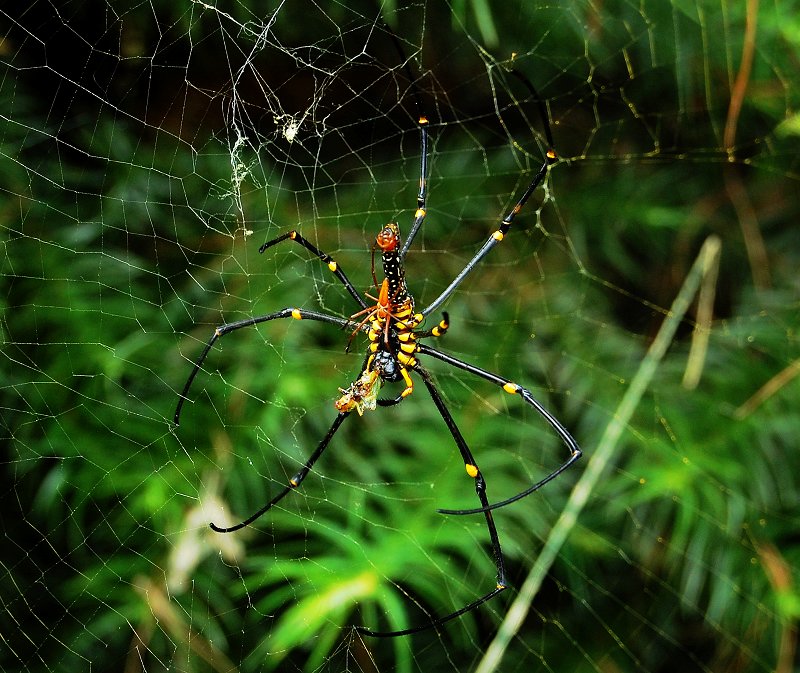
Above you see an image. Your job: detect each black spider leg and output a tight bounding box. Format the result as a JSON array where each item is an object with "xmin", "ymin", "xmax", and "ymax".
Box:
[
  {"xmin": 260, "ymin": 230, "xmax": 369, "ymax": 311},
  {"xmin": 210, "ymin": 411, "xmax": 350, "ymax": 533},
  {"xmin": 175, "ymin": 229, "xmax": 371, "ymax": 424},
  {"xmin": 417, "ymin": 343, "xmax": 581, "ymax": 515},
  {"xmin": 174, "ymin": 308, "xmax": 354, "ymax": 425},
  {"xmin": 357, "ymin": 363, "xmax": 506, "ymax": 638},
  {"xmin": 382, "ymin": 25, "xmax": 429, "ymax": 260},
  {"xmin": 420, "ymin": 69, "xmax": 557, "ymax": 318},
  {"xmin": 399, "ymin": 113, "xmax": 428, "ymax": 260},
  {"xmin": 419, "ymin": 149, "xmax": 554, "ymax": 318}
]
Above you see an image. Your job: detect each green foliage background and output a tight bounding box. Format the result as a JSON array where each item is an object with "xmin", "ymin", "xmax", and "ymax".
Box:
[{"xmin": 2, "ymin": 1, "xmax": 798, "ymax": 672}]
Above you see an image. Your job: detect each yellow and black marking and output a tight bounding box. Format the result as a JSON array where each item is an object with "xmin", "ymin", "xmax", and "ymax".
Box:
[
  {"xmin": 365, "ymin": 295, "xmax": 420, "ymax": 397},
  {"xmin": 430, "ymin": 315, "xmax": 449, "ymax": 337},
  {"xmin": 335, "ymin": 223, "xmax": 454, "ymax": 411}
]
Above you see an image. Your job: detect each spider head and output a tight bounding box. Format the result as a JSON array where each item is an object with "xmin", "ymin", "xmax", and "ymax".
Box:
[{"xmin": 375, "ymin": 223, "xmax": 400, "ymax": 252}]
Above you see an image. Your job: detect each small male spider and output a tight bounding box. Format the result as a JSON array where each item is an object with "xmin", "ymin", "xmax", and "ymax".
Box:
[{"xmin": 174, "ymin": 74, "xmax": 581, "ymax": 638}]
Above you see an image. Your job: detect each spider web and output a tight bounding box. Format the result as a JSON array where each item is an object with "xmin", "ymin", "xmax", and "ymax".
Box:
[{"xmin": 2, "ymin": 1, "xmax": 799, "ymax": 672}]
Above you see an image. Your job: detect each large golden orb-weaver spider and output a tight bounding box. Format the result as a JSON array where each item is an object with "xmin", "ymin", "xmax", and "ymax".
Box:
[{"xmin": 174, "ymin": 65, "xmax": 581, "ymax": 638}]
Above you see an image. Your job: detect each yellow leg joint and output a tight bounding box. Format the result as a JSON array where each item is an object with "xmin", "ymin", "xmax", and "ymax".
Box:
[
  {"xmin": 432, "ymin": 317, "xmax": 449, "ymax": 336},
  {"xmin": 466, "ymin": 463, "xmax": 479, "ymax": 478},
  {"xmin": 328, "ymin": 260, "xmax": 338, "ymax": 271},
  {"xmin": 291, "ymin": 309, "xmax": 302, "ymax": 320},
  {"xmin": 400, "ymin": 367, "xmax": 414, "ymax": 397},
  {"xmin": 503, "ymin": 382, "xmax": 519, "ymax": 394},
  {"xmin": 492, "ymin": 230, "xmax": 504, "ymax": 241}
]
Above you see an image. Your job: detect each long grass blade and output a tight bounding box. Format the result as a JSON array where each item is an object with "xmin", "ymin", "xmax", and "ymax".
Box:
[{"xmin": 475, "ymin": 235, "xmax": 722, "ymax": 673}]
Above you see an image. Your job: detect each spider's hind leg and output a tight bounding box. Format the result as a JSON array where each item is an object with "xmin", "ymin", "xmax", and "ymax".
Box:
[
  {"xmin": 210, "ymin": 411, "xmax": 351, "ymax": 533},
  {"xmin": 356, "ymin": 364, "xmax": 509, "ymax": 638},
  {"xmin": 416, "ymin": 342, "xmax": 582, "ymax": 515}
]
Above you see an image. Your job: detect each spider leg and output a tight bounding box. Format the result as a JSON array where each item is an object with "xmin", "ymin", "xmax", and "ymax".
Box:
[
  {"xmin": 260, "ymin": 231, "xmax": 368, "ymax": 310},
  {"xmin": 418, "ymin": 68, "xmax": 557, "ymax": 317},
  {"xmin": 382, "ymin": 26, "xmax": 429, "ymax": 261},
  {"xmin": 210, "ymin": 411, "xmax": 350, "ymax": 533},
  {"xmin": 357, "ymin": 364, "xmax": 507, "ymax": 637},
  {"xmin": 417, "ymin": 343, "xmax": 582, "ymax": 515},
  {"xmin": 174, "ymin": 308, "xmax": 353, "ymax": 424},
  {"xmin": 412, "ymin": 311, "xmax": 449, "ymax": 339},
  {"xmin": 419, "ymin": 149, "xmax": 555, "ymax": 318},
  {"xmin": 399, "ymin": 113, "xmax": 429, "ymax": 260},
  {"xmin": 375, "ymin": 395, "xmax": 404, "ymax": 407}
]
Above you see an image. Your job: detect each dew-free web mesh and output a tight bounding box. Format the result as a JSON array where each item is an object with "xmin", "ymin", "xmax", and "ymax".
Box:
[{"xmin": 2, "ymin": 1, "xmax": 798, "ymax": 672}]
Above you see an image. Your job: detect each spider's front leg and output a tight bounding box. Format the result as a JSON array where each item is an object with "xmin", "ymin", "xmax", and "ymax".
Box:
[
  {"xmin": 260, "ymin": 230, "xmax": 368, "ymax": 311},
  {"xmin": 174, "ymin": 308, "xmax": 354, "ymax": 425}
]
